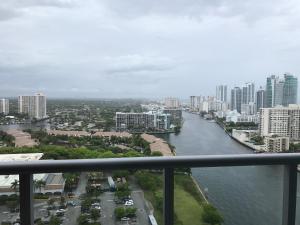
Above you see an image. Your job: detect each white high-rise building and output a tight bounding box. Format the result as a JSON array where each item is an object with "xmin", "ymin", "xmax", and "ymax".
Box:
[
  {"xmin": 18, "ymin": 93, "xmax": 47, "ymax": 119},
  {"xmin": 0, "ymin": 99, "xmax": 9, "ymax": 115},
  {"xmin": 164, "ymin": 97, "xmax": 180, "ymax": 108},
  {"xmin": 216, "ymin": 85, "xmax": 228, "ymax": 102},
  {"xmin": 259, "ymin": 105, "xmax": 300, "ymax": 140},
  {"xmin": 242, "ymin": 82, "xmax": 255, "ymax": 104}
]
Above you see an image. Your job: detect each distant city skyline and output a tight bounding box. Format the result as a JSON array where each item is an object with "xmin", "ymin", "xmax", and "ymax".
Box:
[{"xmin": 1, "ymin": 1, "xmax": 300, "ymax": 98}]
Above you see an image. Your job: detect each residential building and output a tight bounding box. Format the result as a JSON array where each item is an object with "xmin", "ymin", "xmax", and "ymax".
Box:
[
  {"xmin": 259, "ymin": 105, "xmax": 300, "ymax": 140},
  {"xmin": 283, "ymin": 73, "xmax": 298, "ymax": 106},
  {"xmin": 266, "ymin": 75, "xmax": 285, "ymax": 107},
  {"xmin": 116, "ymin": 112, "xmax": 171, "ymax": 131},
  {"xmin": 164, "ymin": 97, "xmax": 181, "ymax": 109},
  {"xmin": 18, "ymin": 93, "xmax": 47, "ymax": 119},
  {"xmin": 265, "ymin": 74, "xmax": 298, "ymax": 107},
  {"xmin": 231, "ymin": 87, "xmax": 242, "ymax": 113},
  {"xmin": 190, "ymin": 96, "xmax": 204, "ymax": 112},
  {"xmin": 226, "ymin": 110, "xmax": 259, "ymax": 124},
  {"xmin": 162, "ymin": 108, "xmax": 182, "ymax": 124},
  {"xmin": 256, "ymin": 88, "xmax": 266, "ymax": 112},
  {"xmin": 241, "ymin": 102, "xmax": 256, "ymax": 115},
  {"xmin": 242, "ymin": 82, "xmax": 255, "ymax": 104},
  {"xmin": 216, "ymin": 85, "xmax": 228, "ymax": 102},
  {"xmin": 265, "ymin": 136, "xmax": 290, "ymax": 152},
  {"xmin": 0, "ymin": 99, "xmax": 9, "ymax": 115},
  {"xmin": 190, "ymin": 96, "xmax": 197, "ymax": 111}
]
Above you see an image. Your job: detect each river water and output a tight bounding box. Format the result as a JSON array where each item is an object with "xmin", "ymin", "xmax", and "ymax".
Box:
[{"xmin": 159, "ymin": 112, "xmax": 300, "ymax": 225}]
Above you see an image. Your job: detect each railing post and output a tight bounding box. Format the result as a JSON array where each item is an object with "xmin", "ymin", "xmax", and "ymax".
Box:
[
  {"xmin": 19, "ymin": 173, "xmax": 34, "ymax": 225},
  {"xmin": 164, "ymin": 168, "xmax": 174, "ymax": 225},
  {"xmin": 282, "ymin": 164, "xmax": 298, "ymax": 225}
]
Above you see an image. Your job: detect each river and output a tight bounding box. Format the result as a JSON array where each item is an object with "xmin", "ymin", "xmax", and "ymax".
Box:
[{"xmin": 159, "ymin": 112, "xmax": 300, "ymax": 225}]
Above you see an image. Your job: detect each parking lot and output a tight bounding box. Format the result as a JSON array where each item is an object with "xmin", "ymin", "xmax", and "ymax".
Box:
[{"xmin": 0, "ymin": 173, "xmax": 152, "ymax": 225}]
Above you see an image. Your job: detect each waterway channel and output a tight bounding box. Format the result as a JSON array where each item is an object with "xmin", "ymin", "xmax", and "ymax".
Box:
[{"xmin": 159, "ymin": 112, "xmax": 300, "ymax": 225}]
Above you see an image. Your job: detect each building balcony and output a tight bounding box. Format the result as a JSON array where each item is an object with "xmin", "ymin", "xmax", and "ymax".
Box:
[{"xmin": 0, "ymin": 153, "xmax": 300, "ymax": 225}]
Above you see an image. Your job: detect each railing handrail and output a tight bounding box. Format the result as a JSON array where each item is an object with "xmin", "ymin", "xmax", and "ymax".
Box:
[
  {"xmin": 2, "ymin": 153, "xmax": 299, "ymax": 225},
  {"xmin": 1, "ymin": 153, "xmax": 300, "ymax": 174}
]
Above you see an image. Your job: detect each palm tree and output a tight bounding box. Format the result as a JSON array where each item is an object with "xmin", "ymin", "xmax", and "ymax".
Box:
[
  {"xmin": 10, "ymin": 179, "xmax": 19, "ymax": 194},
  {"xmin": 34, "ymin": 179, "xmax": 46, "ymax": 193}
]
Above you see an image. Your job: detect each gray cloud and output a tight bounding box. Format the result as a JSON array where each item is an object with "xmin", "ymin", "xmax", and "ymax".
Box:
[
  {"xmin": 0, "ymin": 0, "xmax": 300, "ymax": 98},
  {"xmin": 105, "ymin": 54, "xmax": 175, "ymax": 74}
]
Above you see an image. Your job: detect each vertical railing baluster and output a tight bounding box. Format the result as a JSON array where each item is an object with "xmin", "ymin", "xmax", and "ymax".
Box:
[
  {"xmin": 282, "ymin": 164, "xmax": 298, "ymax": 225},
  {"xmin": 19, "ymin": 173, "xmax": 34, "ymax": 225},
  {"xmin": 164, "ymin": 168, "xmax": 174, "ymax": 225}
]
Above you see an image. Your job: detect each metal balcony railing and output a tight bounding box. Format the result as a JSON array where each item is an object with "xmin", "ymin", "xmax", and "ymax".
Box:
[{"xmin": 0, "ymin": 153, "xmax": 300, "ymax": 225}]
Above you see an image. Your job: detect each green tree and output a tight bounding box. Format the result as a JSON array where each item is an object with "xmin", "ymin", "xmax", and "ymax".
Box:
[
  {"xmin": 91, "ymin": 208, "xmax": 101, "ymax": 222},
  {"xmin": 202, "ymin": 204, "xmax": 224, "ymax": 225},
  {"xmin": 60, "ymin": 196, "xmax": 66, "ymax": 205},
  {"xmin": 10, "ymin": 179, "xmax": 19, "ymax": 194},
  {"xmin": 47, "ymin": 198, "xmax": 55, "ymax": 207},
  {"xmin": 34, "ymin": 179, "xmax": 46, "ymax": 193},
  {"xmin": 77, "ymin": 214, "xmax": 89, "ymax": 225},
  {"xmin": 49, "ymin": 215, "xmax": 61, "ymax": 225},
  {"xmin": 114, "ymin": 207, "xmax": 126, "ymax": 220}
]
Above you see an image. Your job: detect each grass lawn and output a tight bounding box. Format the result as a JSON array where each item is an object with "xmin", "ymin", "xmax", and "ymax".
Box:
[
  {"xmin": 141, "ymin": 173, "xmax": 206, "ymax": 225},
  {"xmin": 174, "ymin": 184, "xmax": 204, "ymax": 225}
]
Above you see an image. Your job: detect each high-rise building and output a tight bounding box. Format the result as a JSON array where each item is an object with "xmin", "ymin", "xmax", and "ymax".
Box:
[
  {"xmin": 190, "ymin": 96, "xmax": 196, "ymax": 111},
  {"xmin": 190, "ymin": 96, "xmax": 204, "ymax": 111},
  {"xmin": 216, "ymin": 85, "xmax": 227, "ymax": 102},
  {"xmin": 18, "ymin": 93, "xmax": 47, "ymax": 119},
  {"xmin": 256, "ymin": 88, "xmax": 266, "ymax": 112},
  {"xmin": 259, "ymin": 105, "xmax": 300, "ymax": 140},
  {"xmin": 231, "ymin": 87, "xmax": 242, "ymax": 113},
  {"xmin": 242, "ymin": 82, "xmax": 255, "ymax": 104},
  {"xmin": 265, "ymin": 74, "xmax": 298, "ymax": 107},
  {"xmin": 164, "ymin": 97, "xmax": 181, "ymax": 109},
  {"xmin": 0, "ymin": 99, "xmax": 9, "ymax": 115},
  {"xmin": 283, "ymin": 73, "xmax": 298, "ymax": 106}
]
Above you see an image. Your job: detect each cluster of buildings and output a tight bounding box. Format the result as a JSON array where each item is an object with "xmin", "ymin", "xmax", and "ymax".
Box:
[
  {"xmin": 116, "ymin": 97, "xmax": 182, "ymax": 132},
  {"xmin": 195, "ymin": 74, "xmax": 298, "ymax": 125},
  {"xmin": 187, "ymin": 73, "xmax": 298, "ymax": 152},
  {"xmin": 0, "ymin": 93, "xmax": 47, "ymax": 120}
]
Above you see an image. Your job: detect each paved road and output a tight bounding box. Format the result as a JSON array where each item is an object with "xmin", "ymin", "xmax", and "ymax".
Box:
[
  {"xmin": 131, "ymin": 190, "xmax": 149, "ymax": 225},
  {"xmin": 62, "ymin": 205, "xmax": 81, "ymax": 225},
  {"xmin": 100, "ymin": 192, "xmax": 116, "ymax": 225},
  {"xmin": 74, "ymin": 172, "xmax": 88, "ymax": 196}
]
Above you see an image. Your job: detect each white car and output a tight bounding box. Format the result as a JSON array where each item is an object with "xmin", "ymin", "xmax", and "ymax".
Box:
[
  {"xmin": 124, "ymin": 201, "xmax": 134, "ymax": 206},
  {"xmin": 93, "ymin": 206, "xmax": 101, "ymax": 210}
]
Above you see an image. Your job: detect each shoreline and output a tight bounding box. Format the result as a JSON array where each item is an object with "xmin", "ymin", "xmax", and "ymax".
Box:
[
  {"xmin": 214, "ymin": 118, "xmax": 258, "ymax": 152},
  {"xmin": 190, "ymin": 174, "xmax": 209, "ymax": 203}
]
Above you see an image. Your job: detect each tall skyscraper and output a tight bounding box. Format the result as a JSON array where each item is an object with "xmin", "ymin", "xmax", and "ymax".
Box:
[
  {"xmin": 266, "ymin": 74, "xmax": 298, "ymax": 107},
  {"xmin": 256, "ymin": 88, "xmax": 266, "ymax": 111},
  {"xmin": 242, "ymin": 82, "xmax": 255, "ymax": 104},
  {"xmin": 18, "ymin": 93, "xmax": 47, "ymax": 119},
  {"xmin": 190, "ymin": 96, "xmax": 195, "ymax": 111},
  {"xmin": 0, "ymin": 99, "xmax": 9, "ymax": 115},
  {"xmin": 216, "ymin": 85, "xmax": 227, "ymax": 102},
  {"xmin": 283, "ymin": 73, "xmax": 298, "ymax": 106},
  {"xmin": 231, "ymin": 87, "xmax": 242, "ymax": 113},
  {"xmin": 266, "ymin": 75, "xmax": 284, "ymax": 107}
]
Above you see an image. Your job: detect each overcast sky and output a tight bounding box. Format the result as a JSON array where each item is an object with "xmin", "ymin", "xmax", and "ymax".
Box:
[{"xmin": 0, "ymin": 0, "xmax": 300, "ymax": 99}]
